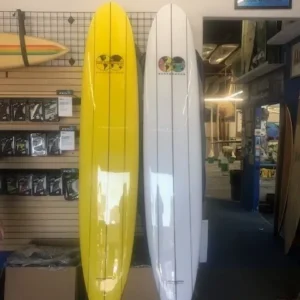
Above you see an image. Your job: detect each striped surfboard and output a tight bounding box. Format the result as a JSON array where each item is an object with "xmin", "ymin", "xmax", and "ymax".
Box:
[{"xmin": 0, "ymin": 33, "xmax": 69, "ymax": 69}]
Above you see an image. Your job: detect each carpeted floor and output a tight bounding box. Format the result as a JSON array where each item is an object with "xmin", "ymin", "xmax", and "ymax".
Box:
[
  {"xmin": 134, "ymin": 198, "xmax": 300, "ymax": 299},
  {"xmin": 195, "ymin": 198, "xmax": 300, "ymax": 300}
]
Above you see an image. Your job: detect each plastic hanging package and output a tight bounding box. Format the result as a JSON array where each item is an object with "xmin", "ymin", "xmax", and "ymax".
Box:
[
  {"xmin": 0, "ymin": 99, "xmax": 11, "ymax": 121},
  {"xmin": 0, "ymin": 175, "xmax": 4, "ymax": 194},
  {"xmin": 0, "ymin": 134, "xmax": 15, "ymax": 156},
  {"xmin": 44, "ymin": 99, "xmax": 59, "ymax": 122},
  {"xmin": 47, "ymin": 132, "xmax": 62, "ymax": 155},
  {"xmin": 29, "ymin": 99, "xmax": 44, "ymax": 122},
  {"xmin": 12, "ymin": 99, "xmax": 27, "ymax": 121},
  {"xmin": 63, "ymin": 169, "xmax": 79, "ymax": 201},
  {"xmin": 30, "ymin": 133, "xmax": 47, "ymax": 156},
  {"xmin": 48, "ymin": 171, "xmax": 63, "ymax": 196},
  {"xmin": 15, "ymin": 133, "xmax": 30, "ymax": 156},
  {"xmin": 18, "ymin": 173, "xmax": 32, "ymax": 196},
  {"xmin": 32, "ymin": 173, "xmax": 48, "ymax": 196},
  {"xmin": 6, "ymin": 174, "xmax": 18, "ymax": 195}
]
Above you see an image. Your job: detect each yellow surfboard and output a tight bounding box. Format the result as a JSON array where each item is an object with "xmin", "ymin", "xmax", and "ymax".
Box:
[
  {"xmin": 0, "ymin": 33, "xmax": 69, "ymax": 69},
  {"xmin": 79, "ymin": 2, "xmax": 138, "ymax": 300}
]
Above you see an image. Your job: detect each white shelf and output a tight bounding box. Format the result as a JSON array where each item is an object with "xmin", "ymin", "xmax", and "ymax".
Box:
[
  {"xmin": 268, "ymin": 21, "xmax": 300, "ymax": 45},
  {"xmin": 234, "ymin": 62, "xmax": 284, "ymax": 84}
]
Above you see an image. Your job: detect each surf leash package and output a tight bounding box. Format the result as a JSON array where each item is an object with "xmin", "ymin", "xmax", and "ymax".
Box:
[
  {"xmin": 6, "ymin": 174, "xmax": 18, "ymax": 195},
  {"xmin": 0, "ymin": 99, "xmax": 11, "ymax": 121},
  {"xmin": 32, "ymin": 173, "xmax": 48, "ymax": 196},
  {"xmin": 48, "ymin": 171, "xmax": 63, "ymax": 196},
  {"xmin": 0, "ymin": 175, "xmax": 4, "ymax": 195},
  {"xmin": 11, "ymin": 99, "xmax": 27, "ymax": 121},
  {"xmin": 63, "ymin": 168, "xmax": 78, "ymax": 201},
  {"xmin": 44, "ymin": 99, "xmax": 59, "ymax": 122},
  {"xmin": 15, "ymin": 133, "xmax": 30, "ymax": 156},
  {"xmin": 0, "ymin": 134, "xmax": 15, "ymax": 156},
  {"xmin": 30, "ymin": 133, "xmax": 47, "ymax": 156},
  {"xmin": 18, "ymin": 173, "xmax": 33, "ymax": 196},
  {"xmin": 47, "ymin": 132, "xmax": 62, "ymax": 155},
  {"xmin": 29, "ymin": 99, "xmax": 44, "ymax": 122}
]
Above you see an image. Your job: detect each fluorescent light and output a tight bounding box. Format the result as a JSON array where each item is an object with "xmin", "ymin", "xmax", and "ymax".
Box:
[
  {"xmin": 205, "ymin": 90, "xmax": 244, "ymax": 102},
  {"xmin": 205, "ymin": 98, "xmax": 244, "ymax": 102},
  {"xmin": 225, "ymin": 90, "xmax": 243, "ymax": 99}
]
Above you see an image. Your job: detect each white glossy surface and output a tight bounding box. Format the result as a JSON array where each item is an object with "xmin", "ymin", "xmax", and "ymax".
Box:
[{"xmin": 144, "ymin": 4, "xmax": 203, "ymax": 300}]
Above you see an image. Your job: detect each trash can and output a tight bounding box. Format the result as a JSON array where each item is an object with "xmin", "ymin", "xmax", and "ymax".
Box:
[{"xmin": 230, "ymin": 170, "xmax": 242, "ymax": 201}]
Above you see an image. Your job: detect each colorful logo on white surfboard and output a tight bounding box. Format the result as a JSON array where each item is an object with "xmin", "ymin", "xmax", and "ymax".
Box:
[
  {"xmin": 158, "ymin": 56, "xmax": 185, "ymax": 75},
  {"xmin": 96, "ymin": 54, "xmax": 124, "ymax": 72}
]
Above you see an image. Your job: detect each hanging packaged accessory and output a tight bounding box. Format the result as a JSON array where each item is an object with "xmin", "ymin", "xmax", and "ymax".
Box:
[
  {"xmin": 0, "ymin": 99, "xmax": 11, "ymax": 121},
  {"xmin": 44, "ymin": 99, "xmax": 59, "ymax": 122},
  {"xmin": 12, "ymin": 99, "xmax": 27, "ymax": 121},
  {"xmin": 48, "ymin": 171, "xmax": 63, "ymax": 196},
  {"xmin": 30, "ymin": 133, "xmax": 47, "ymax": 156},
  {"xmin": 47, "ymin": 132, "xmax": 62, "ymax": 155},
  {"xmin": 62, "ymin": 169, "xmax": 79, "ymax": 201},
  {"xmin": 32, "ymin": 173, "xmax": 47, "ymax": 196},
  {"xmin": 18, "ymin": 173, "xmax": 32, "ymax": 196},
  {"xmin": 29, "ymin": 99, "xmax": 44, "ymax": 122},
  {"xmin": 0, "ymin": 134, "xmax": 15, "ymax": 156},
  {"xmin": 0, "ymin": 174, "xmax": 4, "ymax": 194},
  {"xmin": 6, "ymin": 174, "xmax": 18, "ymax": 195},
  {"xmin": 15, "ymin": 133, "xmax": 30, "ymax": 156}
]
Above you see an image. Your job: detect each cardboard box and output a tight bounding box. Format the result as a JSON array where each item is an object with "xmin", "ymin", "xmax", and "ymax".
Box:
[
  {"xmin": 5, "ymin": 266, "xmax": 85, "ymax": 300},
  {"xmin": 5, "ymin": 239, "xmax": 84, "ymax": 300},
  {"xmin": 122, "ymin": 267, "xmax": 159, "ymax": 300}
]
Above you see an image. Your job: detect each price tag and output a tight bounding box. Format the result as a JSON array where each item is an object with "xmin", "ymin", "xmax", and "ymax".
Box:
[
  {"xmin": 60, "ymin": 130, "xmax": 75, "ymax": 151},
  {"xmin": 58, "ymin": 96, "xmax": 73, "ymax": 117}
]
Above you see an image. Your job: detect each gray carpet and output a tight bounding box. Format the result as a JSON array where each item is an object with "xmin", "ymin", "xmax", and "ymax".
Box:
[{"xmin": 195, "ymin": 198, "xmax": 300, "ymax": 300}]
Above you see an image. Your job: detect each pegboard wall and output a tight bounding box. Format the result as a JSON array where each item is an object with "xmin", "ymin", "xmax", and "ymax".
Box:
[{"xmin": 0, "ymin": 11, "xmax": 155, "ymax": 67}]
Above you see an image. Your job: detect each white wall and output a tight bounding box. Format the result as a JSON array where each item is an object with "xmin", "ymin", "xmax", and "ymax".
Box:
[{"xmin": 2, "ymin": 0, "xmax": 300, "ymax": 52}]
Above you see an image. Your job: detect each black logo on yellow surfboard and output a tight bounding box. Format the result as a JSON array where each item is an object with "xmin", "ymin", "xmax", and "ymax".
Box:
[
  {"xmin": 158, "ymin": 56, "xmax": 185, "ymax": 74},
  {"xmin": 96, "ymin": 54, "xmax": 124, "ymax": 72}
]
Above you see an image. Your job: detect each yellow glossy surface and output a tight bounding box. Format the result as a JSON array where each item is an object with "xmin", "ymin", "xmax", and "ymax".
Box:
[{"xmin": 79, "ymin": 3, "xmax": 138, "ymax": 299}]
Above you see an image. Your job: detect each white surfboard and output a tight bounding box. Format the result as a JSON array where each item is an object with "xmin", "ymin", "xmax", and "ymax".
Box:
[{"xmin": 144, "ymin": 4, "xmax": 203, "ymax": 300}]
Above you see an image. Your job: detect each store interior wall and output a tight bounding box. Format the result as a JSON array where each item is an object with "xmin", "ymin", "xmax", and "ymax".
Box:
[{"xmin": 2, "ymin": 0, "xmax": 300, "ymax": 53}]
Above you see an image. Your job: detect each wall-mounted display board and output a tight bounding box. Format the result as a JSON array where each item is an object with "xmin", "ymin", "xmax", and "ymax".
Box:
[{"xmin": 235, "ymin": 0, "xmax": 292, "ymax": 9}]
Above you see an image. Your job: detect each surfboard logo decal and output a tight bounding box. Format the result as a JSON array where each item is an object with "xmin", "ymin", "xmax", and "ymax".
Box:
[
  {"xmin": 96, "ymin": 54, "xmax": 124, "ymax": 72},
  {"xmin": 159, "ymin": 56, "xmax": 172, "ymax": 72},
  {"xmin": 158, "ymin": 56, "xmax": 186, "ymax": 74},
  {"xmin": 172, "ymin": 56, "xmax": 185, "ymax": 72}
]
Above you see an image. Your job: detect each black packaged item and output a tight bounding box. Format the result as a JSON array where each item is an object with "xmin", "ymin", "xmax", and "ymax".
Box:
[
  {"xmin": 63, "ymin": 169, "xmax": 79, "ymax": 201},
  {"xmin": 6, "ymin": 174, "xmax": 18, "ymax": 195},
  {"xmin": 32, "ymin": 173, "xmax": 47, "ymax": 196},
  {"xmin": 47, "ymin": 132, "xmax": 61, "ymax": 155},
  {"xmin": 48, "ymin": 171, "xmax": 63, "ymax": 196},
  {"xmin": 0, "ymin": 174, "xmax": 4, "ymax": 194},
  {"xmin": 0, "ymin": 99, "xmax": 11, "ymax": 121},
  {"xmin": 11, "ymin": 100, "xmax": 27, "ymax": 121},
  {"xmin": 0, "ymin": 134, "xmax": 15, "ymax": 156},
  {"xmin": 18, "ymin": 173, "xmax": 32, "ymax": 196},
  {"xmin": 29, "ymin": 99, "xmax": 44, "ymax": 122},
  {"xmin": 30, "ymin": 133, "xmax": 47, "ymax": 156},
  {"xmin": 15, "ymin": 133, "xmax": 30, "ymax": 156},
  {"xmin": 44, "ymin": 99, "xmax": 59, "ymax": 122}
]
